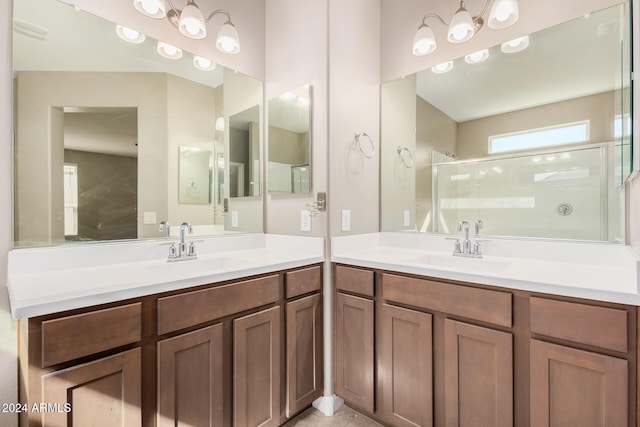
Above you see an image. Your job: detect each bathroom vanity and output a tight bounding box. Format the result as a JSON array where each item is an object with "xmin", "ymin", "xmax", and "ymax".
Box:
[
  {"xmin": 332, "ymin": 232, "xmax": 640, "ymax": 427},
  {"xmin": 9, "ymin": 234, "xmax": 324, "ymax": 427}
]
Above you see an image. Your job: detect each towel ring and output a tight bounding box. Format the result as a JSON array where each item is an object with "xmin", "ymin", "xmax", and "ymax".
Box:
[
  {"xmin": 354, "ymin": 132, "xmax": 375, "ymax": 159},
  {"xmin": 397, "ymin": 146, "xmax": 414, "ymax": 168}
]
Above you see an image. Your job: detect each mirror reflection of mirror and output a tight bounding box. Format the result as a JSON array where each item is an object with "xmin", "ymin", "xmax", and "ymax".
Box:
[
  {"xmin": 13, "ymin": 0, "xmax": 263, "ymax": 247},
  {"xmin": 179, "ymin": 146, "xmax": 212, "ymax": 205},
  {"xmin": 381, "ymin": 3, "xmax": 631, "ymax": 242},
  {"xmin": 268, "ymin": 85, "xmax": 312, "ymax": 195},
  {"xmin": 229, "ymin": 105, "xmax": 261, "ymax": 198}
]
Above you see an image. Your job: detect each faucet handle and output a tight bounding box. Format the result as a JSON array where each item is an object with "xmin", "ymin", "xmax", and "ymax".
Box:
[
  {"xmin": 168, "ymin": 243, "xmax": 178, "ymax": 259},
  {"xmin": 473, "ymin": 240, "xmax": 482, "ymax": 257},
  {"xmin": 187, "ymin": 241, "xmax": 197, "ymax": 258},
  {"xmin": 453, "ymin": 239, "xmax": 462, "ymax": 254}
]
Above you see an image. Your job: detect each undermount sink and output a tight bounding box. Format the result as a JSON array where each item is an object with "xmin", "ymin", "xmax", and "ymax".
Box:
[
  {"xmin": 145, "ymin": 256, "xmax": 249, "ymax": 276},
  {"xmin": 409, "ymin": 253, "xmax": 511, "ymax": 273}
]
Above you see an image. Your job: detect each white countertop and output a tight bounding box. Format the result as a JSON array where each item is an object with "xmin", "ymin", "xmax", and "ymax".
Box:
[
  {"xmin": 332, "ymin": 232, "xmax": 640, "ymax": 306},
  {"xmin": 7, "ymin": 234, "xmax": 324, "ymax": 319}
]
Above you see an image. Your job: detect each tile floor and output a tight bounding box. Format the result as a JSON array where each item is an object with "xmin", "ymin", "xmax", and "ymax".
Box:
[{"xmin": 284, "ymin": 406, "xmax": 382, "ymax": 427}]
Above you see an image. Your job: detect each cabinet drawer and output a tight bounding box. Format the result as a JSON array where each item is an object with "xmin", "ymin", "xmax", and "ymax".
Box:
[
  {"xmin": 335, "ymin": 265, "xmax": 374, "ymax": 297},
  {"xmin": 382, "ymin": 273, "xmax": 512, "ymax": 327},
  {"xmin": 286, "ymin": 265, "xmax": 321, "ymax": 299},
  {"xmin": 157, "ymin": 275, "xmax": 279, "ymax": 335},
  {"xmin": 42, "ymin": 302, "xmax": 142, "ymax": 368},
  {"xmin": 530, "ymin": 297, "xmax": 628, "ymax": 352}
]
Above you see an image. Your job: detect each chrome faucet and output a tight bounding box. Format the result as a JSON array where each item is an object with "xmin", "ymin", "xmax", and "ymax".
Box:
[
  {"xmin": 167, "ymin": 222, "xmax": 197, "ymax": 262},
  {"xmin": 453, "ymin": 219, "xmax": 483, "ymax": 258}
]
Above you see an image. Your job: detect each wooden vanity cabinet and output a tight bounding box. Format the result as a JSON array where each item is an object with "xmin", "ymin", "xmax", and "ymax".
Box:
[
  {"xmin": 19, "ymin": 263, "xmax": 323, "ymax": 427},
  {"xmin": 19, "ymin": 302, "xmax": 144, "ymax": 427},
  {"xmin": 379, "ymin": 272, "xmax": 513, "ymax": 427},
  {"xmin": 529, "ymin": 297, "xmax": 632, "ymax": 427},
  {"xmin": 378, "ymin": 303, "xmax": 433, "ymax": 427},
  {"xmin": 333, "ymin": 263, "xmax": 637, "ymax": 427},
  {"xmin": 334, "ymin": 265, "xmax": 375, "ymax": 414},
  {"xmin": 157, "ymin": 324, "xmax": 224, "ymax": 427}
]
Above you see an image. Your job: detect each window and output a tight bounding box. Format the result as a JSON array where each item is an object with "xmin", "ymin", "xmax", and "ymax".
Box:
[{"xmin": 489, "ymin": 121, "xmax": 589, "ymax": 154}]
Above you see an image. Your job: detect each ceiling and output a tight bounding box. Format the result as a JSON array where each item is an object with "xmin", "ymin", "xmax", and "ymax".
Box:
[{"xmin": 415, "ymin": 4, "xmax": 627, "ymax": 122}]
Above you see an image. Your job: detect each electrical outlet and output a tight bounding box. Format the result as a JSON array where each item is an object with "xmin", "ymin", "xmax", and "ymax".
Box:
[
  {"xmin": 341, "ymin": 209, "xmax": 351, "ymax": 232},
  {"xmin": 403, "ymin": 210, "xmax": 410, "ymax": 227},
  {"xmin": 301, "ymin": 210, "xmax": 312, "ymax": 232},
  {"xmin": 231, "ymin": 210, "xmax": 239, "ymax": 228}
]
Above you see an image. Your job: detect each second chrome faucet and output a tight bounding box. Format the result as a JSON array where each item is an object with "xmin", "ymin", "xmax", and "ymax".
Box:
[{"xmin": 453, "ymin": 219, "xmax": 483, "ymax": 258}]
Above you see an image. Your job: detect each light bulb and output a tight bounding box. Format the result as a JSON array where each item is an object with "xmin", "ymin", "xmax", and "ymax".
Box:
[
  {"xmin": 465, "ymin": 49, "xmax": 489, "ymax": 64},
  {"xmin": 141, "ymin": 0, "xmax": 160, "ymax": 15},
  {"xmin": 216, "ymin": 22, "xmax": 240, "ymax": 54},
  {"xmin": 413, "ymin": 24, "xmax": 436, "ymax": 56},
  {"xmin": 157, "ymin": 41, "xmax": 182, "ymax": 59},
  {"xmin": 431, "ymin": 61, "xmax": 453, "ymax": 74}
]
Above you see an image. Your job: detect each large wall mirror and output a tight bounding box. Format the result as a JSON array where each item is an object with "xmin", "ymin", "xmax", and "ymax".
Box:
[
  {"xmin": 267, "ymin": 85, "xmax": 312, "ymax": 194},
  {"xmin": 13, "ymin": 0, "xmax": 263, "ymax": 247},
  {"xmin": 381, "ymin": 3, "xmax": 631, "ymax": 242}
]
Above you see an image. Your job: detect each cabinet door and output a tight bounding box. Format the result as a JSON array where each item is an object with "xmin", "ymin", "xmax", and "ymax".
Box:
[
  {"xmin": 379, "ymin": 303, "xmax": 433, "ymax": 427},
  {"xmin": 157, "ymin": 323, "xmax": 224, "ymax": 427},
  {"xmin": 334, "ymin": 292, "xmax": 375, "ymax": 413},
  {"xmin": 286, "ymin": 294, "xmax": 323, "ymax": 417},
  {"xmin": 41, "ymin": 348, "xmax": 141, "ymax": 427},
  {"xmin": 444, "ymin": 320, "xmax": 512, "ymax": 427},
  {"xmin": 234, "ymin": 306, "xmax": 281, "ymax": 427},
  {"xmin": 530, "ymin": 339, "xmax": 628, "ymax": 427}
]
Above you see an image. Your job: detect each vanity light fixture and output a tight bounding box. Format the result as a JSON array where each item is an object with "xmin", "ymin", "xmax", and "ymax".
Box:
[
  {"xmin": 413, "ymin": 0, "xmax": 519, "ymax": 56},
  {"xmin": 116, "ymin": 25, "xmax": 146, "ymax": 43},
  {"xmin": 464, "ymin": 48, "xmax": 489, "ymax": 64},
  {"xmin": 133, "ymin": 0, "xmax": 240, "ymax": 54},
  {"xmin": 157, "ymin": 41, "xmax": 183, "ymax": 59},
  {"xmin": 501, "ymin": 35, "xmax": 529, "ymax": 53},
  {"xmin": 431, "ymin": 61, "xmax": 453, "ymax": 73}
]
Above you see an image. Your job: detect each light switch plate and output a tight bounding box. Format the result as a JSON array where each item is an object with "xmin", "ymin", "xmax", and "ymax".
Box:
[
  {"xmin": 301, "ymin": 210, "xmax": 312, "ymax": 232},
  {"xmin": 403, "ymin": 210, "xmax": 410, "ymax": 227},
  {"xmin": 231, "ymin": 211, "xmax": 239, "ymax": 228},
  {"xmin": 341, "ymin": 209, "xmax": 351, "ymax": 232},
  {"xmin": 143, "ymin": 212, "xmax": 156, "ymax": 225}
]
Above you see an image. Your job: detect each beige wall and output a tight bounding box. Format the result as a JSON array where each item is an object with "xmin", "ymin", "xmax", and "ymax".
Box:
[
  {"xmin": 268, "ymin": 126, "xmax": 308, "ymax": 165},
  {"xmin": 328, "ymin": 0, "xmax": 381, "ymax": 236},
  {"xmin": 0, "ymin": 0, "xmax": 15, "ymax": 423}
]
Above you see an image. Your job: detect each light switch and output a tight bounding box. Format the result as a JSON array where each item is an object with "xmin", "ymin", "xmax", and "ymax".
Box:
[
  {"xmin": 301, "ymin": 210, "xmax": 312, "ymax": 232},
  {"xmin": 403, "ymin": 210, "xmax": 410, "ymax": 227},
  {"xmin": 341, "ymin": 209, "xmax": 351, "ymax": 232},
  {"xmin": 231, "ymin": 211, "xmax": 239, "ymax": 228},
  {"xmin": 143, "ymin": 212, "xmax": 156, "ymax": 225}
]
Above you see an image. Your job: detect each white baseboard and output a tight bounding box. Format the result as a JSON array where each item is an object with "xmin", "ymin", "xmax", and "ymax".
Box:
[{"xmin": 312, "ymin": 395, "xmax": 345, "ymax": 416}]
